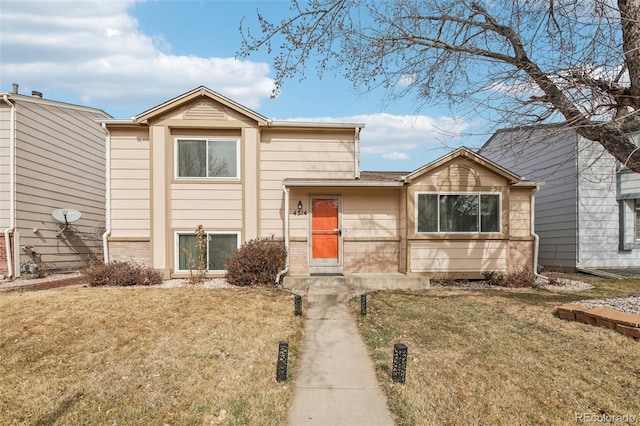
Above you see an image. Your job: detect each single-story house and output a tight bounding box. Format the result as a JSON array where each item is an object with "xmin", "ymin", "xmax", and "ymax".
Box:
[
  {"xmin": 1, "ymin": 85, "xmax": 111, "ymax": 278},
  {"xmin": 479, "ymin": 123, "xmax": 640, "ymax": 273},
  {"xmin": 100, "ymin": 86, "xmax": 539, "ymax": 281}
]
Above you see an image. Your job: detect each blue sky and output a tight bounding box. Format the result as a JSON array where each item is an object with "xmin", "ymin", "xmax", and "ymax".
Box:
[{"xmin": 0, "ymin": 0, "xmax": 490, "ymax": 171}]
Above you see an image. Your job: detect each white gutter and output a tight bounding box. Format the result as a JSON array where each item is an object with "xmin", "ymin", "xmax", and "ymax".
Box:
[
  {"xmin": 284, "ymin": 180, "xmax": 403, "ymax": 187},
  {"xmin": 531, "ymin": 185, "xmax": 544, "ymax": 279},
  {"xmin": 275, "ymin": 185, "xmax": 290, "ymax": 284},
  {"xmin": 101, "ymin": 122, "xmax": 111, "ymax": 264},
  {"xmin": 354, "ymin": 127, "xmax": 361, "ymax": 179},
  {"xmin": 3, "ymin": 94, "xmax": 16, "ymax": 278}
]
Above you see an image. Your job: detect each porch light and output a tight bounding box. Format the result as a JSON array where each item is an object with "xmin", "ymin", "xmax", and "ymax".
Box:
[{"xmin": 297, "ymin": 200, "xmax": 303, "ymax": 211}]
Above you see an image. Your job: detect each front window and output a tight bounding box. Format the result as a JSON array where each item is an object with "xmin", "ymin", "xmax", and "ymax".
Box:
[
  {"xmin": 176, "ymin": 139, "xmax": 239, "ymax": 179},
  {"xmin": 177, "ymin": 232, "xmax": 240, "ymax": 272},
  {"xmin": 417, "ymin": 193, "xmax": 500, "ymax": 233}
]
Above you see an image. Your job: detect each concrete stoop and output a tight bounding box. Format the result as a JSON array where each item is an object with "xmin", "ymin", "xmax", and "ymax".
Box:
[
  {"xmin": 307, "ymin": 284, "xmax": 350, "ymax": 303},
  {"xmin": 284, "ymin": 273, "xmax": 430, "ymax": 291}
]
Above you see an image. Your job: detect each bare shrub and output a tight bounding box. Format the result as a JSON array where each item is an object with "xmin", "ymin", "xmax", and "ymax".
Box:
[
  {"xmin": 82, "ymin": 261, "xmax": 163, "ymax": 287},
  {"xmin": 225, "ymin": 238, "xmax": 286, "ymax": 287},
  {"xmin": 184, "ymin": 225, "xmax": 207, "ymax": 285},
  {"xmin": 482, "ymin": 268, "xmax": 537, "ymax": 288}
]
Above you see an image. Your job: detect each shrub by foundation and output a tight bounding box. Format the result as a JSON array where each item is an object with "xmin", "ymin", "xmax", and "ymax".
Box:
[
  {"xmin": 225, "ymin": 238, "xmax": 286, "ymax": 287},
  {"xmin": 82, "ymin": 261, "xmax": 163, "ymax": 287},
  {"xmin": 482, "ymin": 267, "xmax": 537, "ymax": 288}
]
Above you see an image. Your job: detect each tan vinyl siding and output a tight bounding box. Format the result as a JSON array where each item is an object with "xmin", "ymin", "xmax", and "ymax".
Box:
[
  {"xmin": 110, "ymin": 131, "xmax": 150, "ymax": 238},
  {"xmin": 409, "ymin": 157, "xmax": 508, "ymax": 189},
  {"xmin": 260, "ymin": 130, "xmax": 356, "ymax": 237},
  {"xmin": 410, "ymin": 240, "xmax": 507, "ymax": 273},
  {"xmin": 342, "ymin": 189, "xmax": 400, "ymax": 238},
  {"xmin": 170, "ymin": 183, "xmax": 242, "ymax": 229},
  {"xmin": 12, "ymin": 99, "xmax": 109, "ymax": 271},
  {"xmin": 509, "ymin": 189, "xmax": 532, "ymax": 237}
]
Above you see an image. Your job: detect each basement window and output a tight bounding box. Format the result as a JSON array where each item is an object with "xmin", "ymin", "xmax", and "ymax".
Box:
[{"xmin": 176, "ymin": 232, "xmax": 240, "ymax": 273}]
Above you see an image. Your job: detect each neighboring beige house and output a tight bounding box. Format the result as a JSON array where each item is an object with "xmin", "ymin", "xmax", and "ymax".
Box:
[
  {"xmin": 101, "ymin": 86, "xmax": 539, "ymax": 281},
  {"xmin": 1, "ymin": 85, "xmax": 111, "ymax": 278}
]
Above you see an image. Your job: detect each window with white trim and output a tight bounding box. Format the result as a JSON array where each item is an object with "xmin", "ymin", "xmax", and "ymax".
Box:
[
  {"xmin": 176, "ymin": 138, "xmax": 239, "ymax": 179},
  {"xmin": 417, "ymin": 193, "xmax": 500, "ymax": 233},
  {"xmin": 176, "ymin": 232, "xmax": 240, "ymax": 272}
]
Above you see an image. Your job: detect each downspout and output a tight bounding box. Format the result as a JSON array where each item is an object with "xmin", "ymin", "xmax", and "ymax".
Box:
[
  {"xmin": 3, "ymin": 94, "xmax": 16, "ymax": 279},
  {"xmin": 275, "ymin": 185, "xmax": 290, "ymax": 284},
  {"xmin": 531, "ymin": 185, "xmax": 543, "ymax": 279},
  {"xmin": 354, "ymin": 127, "xmax": 361, "ymax": 179},
  {"xmin": 101, "ymin": 122, "xmax": 111, "ymax": 264}
]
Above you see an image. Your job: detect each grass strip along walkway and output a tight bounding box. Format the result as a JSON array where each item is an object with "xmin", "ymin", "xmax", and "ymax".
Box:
[{"xmin": 353, "ymin": 280, "xmax": 640, "ymax": 425}]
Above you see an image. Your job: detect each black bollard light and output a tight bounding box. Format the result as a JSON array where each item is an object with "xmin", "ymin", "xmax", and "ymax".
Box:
[
  {"xmin": 294, "ymin": 295, "xmax": 302, "ymax": 316},
  {"xmin": 360, "ymin": 293, "xmax": 367, "ymax": 316},
  {"xmin": 276, "ymin": 341, "xmax": 289, "ymax": 382},
  {"xmin": 392, "ymin": 343, "xmax": 408, "ymax": 384}
]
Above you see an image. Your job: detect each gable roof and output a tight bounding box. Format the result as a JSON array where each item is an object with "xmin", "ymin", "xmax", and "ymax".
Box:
[
  {"xmin": 103, "ymin": 86, "xmax": 365, "ymax": 130},
  {"xmin": 402, "ymin": 147, "xmax": 521, "ymax": 184},
  {"xmin": 133, "ymin": 86, "xmax": 270, "ymax": 125}
]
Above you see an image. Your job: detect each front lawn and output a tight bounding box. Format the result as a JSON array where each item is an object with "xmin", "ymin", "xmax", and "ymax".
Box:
[
  {"xmin": 354, "ymin": 280, "xmax": 640, "ymax": 425},
  {"xmin": 0, "ymin": 287, "xmax": 303, "ymax": 425}
]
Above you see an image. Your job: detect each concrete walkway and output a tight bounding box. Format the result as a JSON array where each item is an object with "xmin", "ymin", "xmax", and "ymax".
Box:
[{"xmin": 288, "ymin": 286, "xmax": 395, "ymax": 426}]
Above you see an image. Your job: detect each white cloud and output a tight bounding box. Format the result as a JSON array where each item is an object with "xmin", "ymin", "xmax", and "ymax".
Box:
[
  {"xmin": 0, "ymin": 0, "xmax": 276, "ymax": 116},
  {"xmin": 282, "ymin": 112, "xmax": 472, "ymax": 167},
  {"xmin": 382, "ymin": 152, "xmax": 409, "ymax": 160}
]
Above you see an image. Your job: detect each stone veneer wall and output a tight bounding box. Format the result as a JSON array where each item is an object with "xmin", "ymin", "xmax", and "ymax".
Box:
[
  {"xmin": 288, "ymin": 239, "xmax": 308, "ymax": 275},
  {"xmin": 508, "ymin": 240, "xmax": 535, "ymax": 272},
  {"xmin": 108, "ymin": 239, "xmax": 151, "ymax": 267},
  {"xmin": 0, "ymin": 236, "xmax": 8, "ymax": 276}
]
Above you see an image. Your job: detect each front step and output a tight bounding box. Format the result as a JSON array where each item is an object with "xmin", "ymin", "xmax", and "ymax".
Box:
[
  {"xmin": 283, "ymin": 273, "xmax": 430, "ymax": 291},
  {"xmin": 307, "ymin": 284, "xmax": 349, "ymax": 303}
]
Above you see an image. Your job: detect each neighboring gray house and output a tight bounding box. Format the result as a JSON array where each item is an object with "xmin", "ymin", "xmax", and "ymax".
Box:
[
  {"xmin": 0, "ymin": 85, "xmax": 111, "ymax": 278},
  {"xmin": 479, "ymin": 123, "xmax": 640, "ymax": 272}
]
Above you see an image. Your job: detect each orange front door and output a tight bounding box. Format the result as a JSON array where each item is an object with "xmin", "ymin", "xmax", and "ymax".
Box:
[{"xmin": 311, "ymin": 198, "xmax": 340, "ymax": 260}]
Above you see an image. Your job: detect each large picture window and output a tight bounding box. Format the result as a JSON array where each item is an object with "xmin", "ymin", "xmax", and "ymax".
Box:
[
  {"xmin": 176, "ymin": 139, "xmax": 239, "ymax": 179},
  {"xmin": 417, "ymin": 193, "xmax": 500, "ymax": 233},
  {"xmin": 176, "ymin": 232, "xmax": 240, "ymax": 272}
]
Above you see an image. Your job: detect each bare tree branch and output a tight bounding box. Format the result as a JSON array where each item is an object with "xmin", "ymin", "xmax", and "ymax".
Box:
[{"xmin": 238, "ymin": 0, "xmax": 640, "ymax": 172}]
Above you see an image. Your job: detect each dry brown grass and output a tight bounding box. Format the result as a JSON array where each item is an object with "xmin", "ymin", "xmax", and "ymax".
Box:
[
  {"xmin": 0, "ymin": 287, "xmax": 303, "ymax": 425},
  {"xmin": 354, "ymin": 280, "xmax": 640, "ymax": 425}
]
